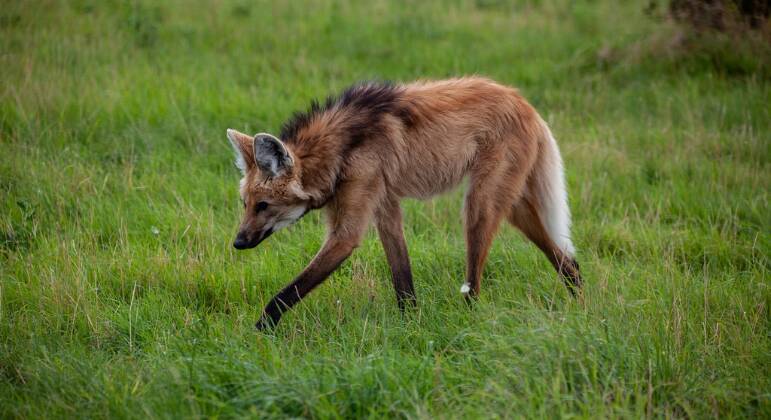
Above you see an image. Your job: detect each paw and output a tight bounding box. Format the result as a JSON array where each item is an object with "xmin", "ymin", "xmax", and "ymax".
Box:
[
  {"xmin": 255, "ymin": 316, "xmax": 278, "ymax": 331},
  {"xmin": 459, "ymin": 282, "xmax": 471, "ymax": 296}
]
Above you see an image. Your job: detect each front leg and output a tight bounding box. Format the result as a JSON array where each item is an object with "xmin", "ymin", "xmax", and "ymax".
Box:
[
  {"xmin": 255, "ymin": 234, "xmax": 358, "ymax": 330},
  {"xmin": 256, "ymin": 178, "xmax": 381, "ymax": 330},
  {"xmin": 375, "ymin": 196, "xmax": 416, "ymax": 310}
]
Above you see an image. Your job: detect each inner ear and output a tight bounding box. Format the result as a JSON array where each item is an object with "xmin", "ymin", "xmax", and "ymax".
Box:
[
  {"xmin": 227, "ymin": 128, "xmax": 255, "ymax": 174},
  {"xmin": 253, "ymin": 133, "xmax": 292, "ymax": 177}
]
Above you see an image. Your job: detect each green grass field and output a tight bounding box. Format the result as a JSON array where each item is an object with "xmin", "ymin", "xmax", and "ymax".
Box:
[{"xmin": 1, "ymin": 0, "xmax": 769, "ymax": 418}]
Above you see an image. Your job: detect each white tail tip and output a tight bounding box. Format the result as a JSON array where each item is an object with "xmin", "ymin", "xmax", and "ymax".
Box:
[{"xmin": 460, "ymin": 283, "xmax": 471, "ymax": 294}]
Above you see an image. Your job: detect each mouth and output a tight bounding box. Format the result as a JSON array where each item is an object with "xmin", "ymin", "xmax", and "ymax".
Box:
[
  {"xmin": 254, "ymin": 228, "xmax": 274, "ymax": 247},
  {"xmin": 233, "ymin": 227, "xmax": 274, "ymax": 250}
]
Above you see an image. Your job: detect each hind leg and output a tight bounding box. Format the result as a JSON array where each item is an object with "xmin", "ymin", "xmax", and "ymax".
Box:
[
  {"xmin": 508, "ymin": 196, "xmax": 582, "ymax": 295},
  {"xmin": 462, "ymin": 194, "xmax": 504, "ymax": 299},
  {"xmin": 462, "ymin": 159, "xmax": 530, "ymax": 299}
]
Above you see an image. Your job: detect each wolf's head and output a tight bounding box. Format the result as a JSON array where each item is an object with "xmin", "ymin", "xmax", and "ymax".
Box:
[{"xmin": 226, "ymin": 129, "xmax": 310, "ymax": 250}]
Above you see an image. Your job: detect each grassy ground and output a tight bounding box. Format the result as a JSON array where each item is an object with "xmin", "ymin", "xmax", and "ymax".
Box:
[{"xmin": 1, "ymin": 0, "xmax": 769, "ymax": 418}]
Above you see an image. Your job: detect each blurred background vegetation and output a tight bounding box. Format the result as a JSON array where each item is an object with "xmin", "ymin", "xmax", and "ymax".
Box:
[{"xmin": 1, "ymin": 0, "xmax": 768, "ymax": 418}]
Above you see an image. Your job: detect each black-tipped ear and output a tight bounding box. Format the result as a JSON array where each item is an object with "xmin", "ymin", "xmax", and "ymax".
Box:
[{"xmin": 253, "ymin": 133, "xmax": 292, "ymax": 177}]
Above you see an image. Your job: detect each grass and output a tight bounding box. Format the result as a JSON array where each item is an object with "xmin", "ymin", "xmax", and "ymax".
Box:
[{"xmin": 1, "ymin": 0, "xmax": 769, "ymax": 418}]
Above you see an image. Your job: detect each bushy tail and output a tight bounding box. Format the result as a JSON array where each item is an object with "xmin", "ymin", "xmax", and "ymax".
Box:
[{"xmin": 531, "ymin": 119, "xmax": 576, "ymax": 257}]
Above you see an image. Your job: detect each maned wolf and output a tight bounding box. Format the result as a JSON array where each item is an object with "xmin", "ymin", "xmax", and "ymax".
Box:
[{"xmin": 226, "ymin": 77, "xmax": 582, "ymax": 330}]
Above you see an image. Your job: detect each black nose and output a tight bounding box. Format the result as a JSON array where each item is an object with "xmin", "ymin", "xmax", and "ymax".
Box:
[
  {"xmin": 233, "ymin": 228, "xmax": 274, "ymax": 250},
  {"xmin": 233, "ymin": 232, "xmax": 251, "ymax": 250}
]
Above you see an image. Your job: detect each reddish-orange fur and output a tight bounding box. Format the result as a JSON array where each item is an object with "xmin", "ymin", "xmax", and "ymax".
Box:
[{"xmin": 227, "ymin": 77, "xmax": 581, "ymax": 330}]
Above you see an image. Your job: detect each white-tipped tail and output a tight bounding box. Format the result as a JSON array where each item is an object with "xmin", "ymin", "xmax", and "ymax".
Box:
[{"xmin": 535, "ymin": 120, "xmax": 575, "ymax": 256}]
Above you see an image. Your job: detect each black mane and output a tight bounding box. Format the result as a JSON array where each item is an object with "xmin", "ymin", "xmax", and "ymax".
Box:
[{"xmin": 279, "ymin": 81, "xmax": 402, "ymax": 142}]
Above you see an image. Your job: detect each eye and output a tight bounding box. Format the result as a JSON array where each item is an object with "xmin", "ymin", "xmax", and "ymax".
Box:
[{"xmin": 255, "ymin": 201, "xmax": 269, "ymax": 212}]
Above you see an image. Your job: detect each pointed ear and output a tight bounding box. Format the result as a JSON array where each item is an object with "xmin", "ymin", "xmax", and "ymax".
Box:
[
  {"xmin": 226, "ymin": 128, "xmax": 255, "ymax": 174},
  {"xmin": 253, "ymin": 133, "xmax": 292, "ymax": 177}
]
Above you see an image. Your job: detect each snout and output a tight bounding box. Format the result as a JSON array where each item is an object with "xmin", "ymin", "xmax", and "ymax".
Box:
[
  {"xmin": 232, "ymin": 231, "xmax": 253, "ymax": 250},
  {"xmin": 232, "ymin": 228, "xmax": 274, "ymax": 250}
]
